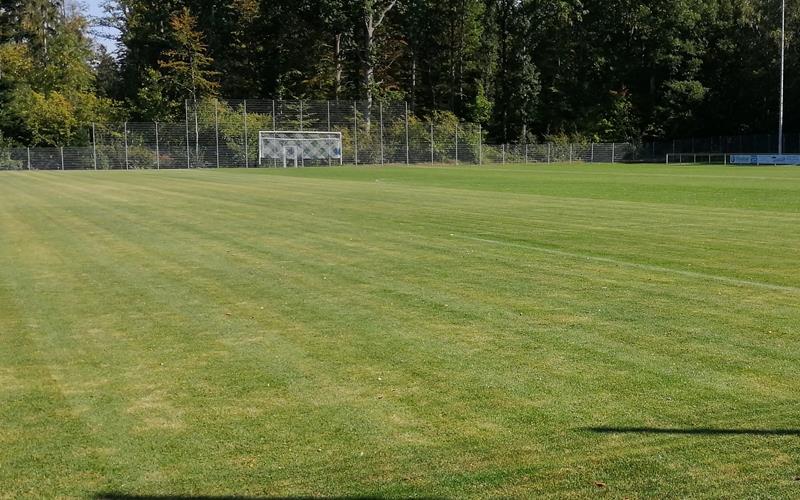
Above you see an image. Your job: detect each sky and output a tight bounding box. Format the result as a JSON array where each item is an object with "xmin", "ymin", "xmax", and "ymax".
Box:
[{"xmin": 82, "ymin": 0, "xmax": 119, "ymax": 53}]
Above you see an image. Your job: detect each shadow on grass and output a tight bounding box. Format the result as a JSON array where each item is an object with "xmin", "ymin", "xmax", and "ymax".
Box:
[
  {"xmin": 584, "ymin": 426, "xmax": 800, "ymax": 436},
  {"xmin": 94, "ymin": 495, "xmax": 436, "ymax": 500}
]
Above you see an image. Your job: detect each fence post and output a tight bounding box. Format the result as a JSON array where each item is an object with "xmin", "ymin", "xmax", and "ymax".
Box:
[
  {"xmin": 590, "ymin": 142, "xmax": 594, "ymax": 163},
  {"xmin": 405, "ymin": 101, "xmax": 410, "ymax": 165},
  {"xmin": 354, "ymin": 101, "xmax": 358, "ymax": 166},
  {"xmin": 379, "ymin": 102, "xmax": 385, "ymax": 165},
  {"xmin": 214, "ymin": 102, "xmax": 220, "ymax": 168},
  {"xmin": 155, "ymin": 122, "xmax": 160, "ymax": 170},
  {"xmin": 569, "ymin": 143, "xmax": 573, "ymax": 163},
  {"xmin": 455, "ymin": 122, "xmax": 459, "ymax": 165},
  {"xmin": 60, "ymin": 146, "xmax": 65, "ymax": 171},
  {"xmin": 185, "ymin": 100, "xmax": 191, "ymax": 169},
  {"xmin": 92, "ymin": 122, "xmax": 97, "ymax": 170},
  {"xmin": 193, "ymin": 100, "xmax": 199, "ymax": 160},
  {"xmin": 124, "ymin": 121, "xmax": 129, "ymax": 170},
  {"xmin": 547, "ymin": 143, "xmax": 551, "ymax": 163},
  {"xmin": 430, "ymin": 122, "xmax": 434, "ymax": 164},
  {"xmin": 479, "ymin": 124, "xmax": 482, "ymax": 165},
  {"xmin": 502, "ymin": 144, "xmax": 506, "ymax": 165},
  {"xmin": 326, "ymin": 101, "xmax": 332, "ymax": 167},
  {"xmin": 27, "ymin": 147, "xmax": 31, "ymax": 170},
  {"xmin": 525, "ymin": 143, "xmax": 528, "ymax": 164},
  {"xmin": 611, "ymin": 142, "xmax": 616, "ymax": 164},
  {"xmin": 243, "ymin": 100, "xmax": 249, "ymax": 168}
]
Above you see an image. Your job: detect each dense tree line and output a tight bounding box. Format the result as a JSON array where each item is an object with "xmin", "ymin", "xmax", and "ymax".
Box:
[{"xmin": 0, "ymin": 0, "xmax": 797, "ymax": 146}]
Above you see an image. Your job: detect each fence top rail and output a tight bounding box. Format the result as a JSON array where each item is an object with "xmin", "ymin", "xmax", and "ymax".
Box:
[{"xmin": 260, "ymin": 131, "xmax": 343, "ymax": 136}]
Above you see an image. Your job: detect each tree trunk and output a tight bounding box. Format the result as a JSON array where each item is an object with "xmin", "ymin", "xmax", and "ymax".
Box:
[
  {"xmin": 362, "ymin": 0, "xmax": 398, "ymax": 130},
  {"xmin": 411, "ymin": 51, "xmax": 417, "ymax": 111},
  {"xmin": 334, "ymin": 33, "xmax": 342, "ymax": 101},
  {"xmin": 364, "ymin": 15, "xmax": 374, "ymax": 129}
]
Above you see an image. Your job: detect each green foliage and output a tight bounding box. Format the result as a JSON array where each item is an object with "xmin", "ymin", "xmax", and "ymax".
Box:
[
  {"xmin": 0, "ymin": 7, "xmax": 117, "ymax": 146},
  {"xmin": 3, "ymin": 0, "xmax": 800, "ymax": 145},
  {"xmin": 0, "ymin": 137, "xmax": 22, "ymax": 169},
  {"xmin": 468, "ymin": 82, "xmax": 493, "ymax": 125},
  {"xmin": 36, "ymin": 17, "xmax": 95, "ymax": 93},
  {"xmin": 157, "ymin": 8, "xmax": 220, "ymax": 102},
  {"xmin": 5, "ymin": 87, "xmax": 117, "ymax": 146},
  {"xmin": 597, "ymin": 89, "xmax": 639, "ymax": 142},
  {"xmin": 133, "ymin": 68, "xmax": 181, "ymax": 122},
  {"xmin": 130, "ymin": 8, "xmax": 220, "ymax": 122}
]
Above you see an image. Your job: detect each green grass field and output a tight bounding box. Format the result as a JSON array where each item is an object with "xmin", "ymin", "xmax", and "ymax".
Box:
[{"xmin": 1, "ymin": 163, "xmax": 799, "ymax": 498}]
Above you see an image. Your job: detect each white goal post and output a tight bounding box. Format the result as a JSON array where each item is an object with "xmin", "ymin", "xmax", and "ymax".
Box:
[{"xmin": 258, "ymin": 131, "xmax": 343, "ymax": 167}]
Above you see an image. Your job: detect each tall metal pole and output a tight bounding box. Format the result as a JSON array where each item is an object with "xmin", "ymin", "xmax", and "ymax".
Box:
[
  {"xmin": 478, "ymin": 124, "xmax": 482, "ymax": 165},
  {"xmin": 185, "ymin": 100, "xmax": 191, "ymax": 169},
  {"xmin": 327, "ymin": 101, "xmax": 332, "ymax": 167},
  {"xmin": 405, "ymin": 101, "xmax": 410, "ymax": 165},
  {"xmin": 193, "ymin": 99, "xmax": 199, "ymax": 159},
  {"xmin": 243, "ymin": 100, "xmax": 249, "ymax": 168},
  {"xmin": 430, "ymin": 122, "xmax": 434, "ymax": 164},
  {"xmin": 379, "ymin": 102, "xmax": 385, "ymax": 165},
  {"xmin": 455, "ymin": 123, "xmax": 459, "ymax": 165},
  {"xmin": 92, "ymin": 122, "xmax": 97, "ymax": 170},
  {"xmin": 214, "ymin": 102, "xmax": 220, "ymax": 168},
  {"xmin": 155, "ymin": 122, "xmax": 160, "ymax": 170},
  {"xmin": 124, "ymin": 121, "xmax": 129, "ymax": 170},
  {"xmin": 779, "ymin": 0, "xmax": 786, "ymax": 154},
  {"xmin": 354, "ymin": 101, "xmax": 358, "ymax": 166}
]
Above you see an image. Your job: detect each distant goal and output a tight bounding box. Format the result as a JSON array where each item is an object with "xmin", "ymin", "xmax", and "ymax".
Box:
[
  {"xmin": 258, "ymin": 131, "xmax": 343, "ymax": 167},
  {"xmin": 665, "ymin": 153, "xmax": 728, "ymax": 165}
]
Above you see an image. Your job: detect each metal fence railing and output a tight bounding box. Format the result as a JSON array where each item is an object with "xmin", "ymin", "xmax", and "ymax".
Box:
[
  {"xmin": 3, "ymin": 100, "xmax": 800, "ymax": 170},
  {"xmin": 0, "ymin": 99, "xmax": 641, "ymax": 170},
  {"xmin": 0, "ymin": 142, "xmax": 638, "ymax": 171},
  {"xmin": 639, "ymin": 133, "xmax": 800, "ymax": 161}
]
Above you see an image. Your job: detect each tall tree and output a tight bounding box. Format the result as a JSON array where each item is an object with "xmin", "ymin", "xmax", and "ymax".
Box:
[
  {"xmin": 131, "ymin": 6, "xmax": 218, "ymax": 120},
  {"xmin": 360, "ymin": 0, "xmax": 399, "ymax": 125},
  {"xmin": 0, "ymin": 10, "xmax": 116, "ymax": 145}
]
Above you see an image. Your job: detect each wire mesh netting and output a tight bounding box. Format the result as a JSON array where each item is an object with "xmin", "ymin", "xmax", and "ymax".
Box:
[{"xmin": 7, "ymin": 99, "xmax": 782, "ymax": 171}]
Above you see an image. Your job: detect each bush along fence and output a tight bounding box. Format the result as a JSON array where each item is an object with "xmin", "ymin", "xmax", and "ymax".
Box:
[{"xmin": 1, "ymin": 99, "xmax": 642, "ymax": 171}]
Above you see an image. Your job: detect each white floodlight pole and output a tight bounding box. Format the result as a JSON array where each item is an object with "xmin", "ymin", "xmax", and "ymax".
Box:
[{"xmin": 779, "ymin": 0, "xmax": 786, "ymax": 154}]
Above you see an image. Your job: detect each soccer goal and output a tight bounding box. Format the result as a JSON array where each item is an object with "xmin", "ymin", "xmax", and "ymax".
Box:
[
  {"xmin": 258, "ymin": 131, "xmax": 343, "ymax": 167},
  {"xmin": 665, "ymin": 153, "xmax": 728, "ymax": 165}
]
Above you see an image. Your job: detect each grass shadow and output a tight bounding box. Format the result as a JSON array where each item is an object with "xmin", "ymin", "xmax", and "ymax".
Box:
[
  {"xmin": 583, "ymin": 426, "xmax": 800, "ymax": 436},
  {"xmin": 93, "ymin": 495, "xmax": 397, "ymax": 500}
]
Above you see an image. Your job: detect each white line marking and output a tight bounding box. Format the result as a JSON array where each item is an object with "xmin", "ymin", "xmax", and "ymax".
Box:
[{"xmin": 455, "ymin": 235, "xmax": 800, "ymax": 294}]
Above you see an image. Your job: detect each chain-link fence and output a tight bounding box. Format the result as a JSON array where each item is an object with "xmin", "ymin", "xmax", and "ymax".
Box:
[
  {"xmin": 639, "ymin": 133, "xmax": 800, "ymax": 161},
  {"xmin": 4, "ymin": 99, "xmax": 800, "ymax": 170},
  {"xmin": 1, "ymin": 99, "xmax": 642, "ymax": 170}
]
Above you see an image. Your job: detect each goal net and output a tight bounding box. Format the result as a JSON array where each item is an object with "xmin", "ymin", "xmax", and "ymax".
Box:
[{"xmin": 258, "ymin": 131, "xmax": 343, "ymax": 167}]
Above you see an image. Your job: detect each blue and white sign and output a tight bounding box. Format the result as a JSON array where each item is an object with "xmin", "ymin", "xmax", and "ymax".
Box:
[{"xmin": 729, "ymin": 154, "xmax": 800, "ymax": 165}]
